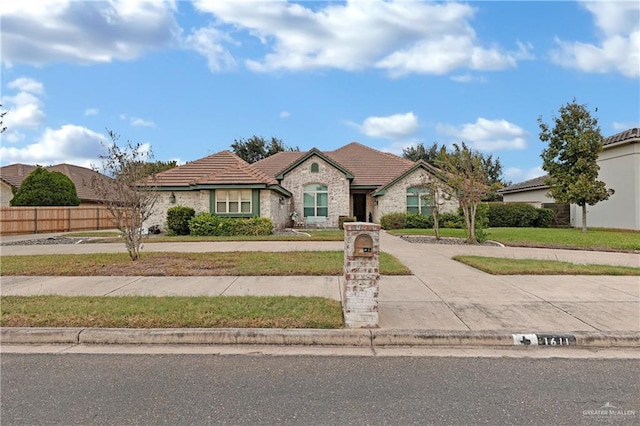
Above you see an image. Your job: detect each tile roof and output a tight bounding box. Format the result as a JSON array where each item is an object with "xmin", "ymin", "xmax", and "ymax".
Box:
[
  {"xmin": 253, "ymin": 142, "xmax": 415, "ymax": 187},
  {"xmin": 604, "ymin": 127, "xmax": 639, "ymax": 147},
  {"xmin": 498, "ymin": 175, "xmax": 549, "ymax": 194},
  {"xmin": 325, "ymin": 142, "xmax": 415, "ymax": 186},
  {"xmin": 0, "ymin": 163, "xmax": 113, "ymax": 203},
  {"xmin": 152, "ymin": 151, "xmax": 278, "ymax": 187}
]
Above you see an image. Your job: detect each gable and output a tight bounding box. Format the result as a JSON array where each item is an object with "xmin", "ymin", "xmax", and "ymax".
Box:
[
  {"xmin": 273, "ymin": 148, "xmax": 354, "ymax": 180},
  {"xmin": 372, "ymin": 160, "xmax": 446, "ymax": 196}
]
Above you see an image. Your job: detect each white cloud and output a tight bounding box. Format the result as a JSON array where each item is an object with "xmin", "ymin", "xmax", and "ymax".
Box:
[
  {"xmin": 550, "ymin": 2, "xmax": 639, "ymax": 78},
  {"xmin": 0, "ymin": 124, "xmax": 106, "ymax": 167},
  {"xmin": 360, "ymin": 112, "xmax": 419, "ymax": 140},
  {"xmin": 131, "ymin": 117, "xmax": 156, "ymax": 128},
  {"xmin": 450, "ymin": 73, "xmax": 487, "ymax": 83},
  {"xmin": 7, "ymin": 77, "xmax": 43, "ymax": 94},
  {"xmin": 378, "ymin": 140, "xmax": 419, "ymax": 156},
  {"xmin": 612, "ymin": 121, "xmax": 640, "ymax": 131},
  {"xmin": 436, "ymin": 118, "xmax": 528, "ymax": 151},
  {"xmin": 2, "ymin": 78, "xmax": 46, "ymax": 129},
  {"xmin": 84, "ymin": 108, "xmax": 99, "ymax": 116},
  {"xmin": 192, "ymin": 0, "xmax": 528, "ymax": 76},
  {"xmin": 185, "ymin": 26, "xmax": 236, "ymax": 72},
  {"xmin": 279, "ymin": 111, "xmax": 291, "ymax": 119},
  {"xmin": 2, "ymin": 131, "xmax": 25, "ymax": 143},
  {"xmin": 505, "ymin": 166, "xmax": 545, "ymax": 183},
  {"xmin": 0, "ymin": 0, "xmax": 181, "ymax": 66}
]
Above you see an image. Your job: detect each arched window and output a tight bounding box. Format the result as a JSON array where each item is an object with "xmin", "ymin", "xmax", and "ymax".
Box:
[
  {"xmin": 406, "ymin": 186, "xmax": 432, "ymax": 215},
  {"xmin": 303, "ymin": 184, "xmax": 328, "ymax": 217},
  {"xmin": 310, "ymin": 162, "xmax": 319, "ymax": 173}
]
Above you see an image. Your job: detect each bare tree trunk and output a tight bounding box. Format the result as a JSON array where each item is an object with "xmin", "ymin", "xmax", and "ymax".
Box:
[{"xmin": 581, "ymin": 204, "xmax": 587, "ymax": 233}]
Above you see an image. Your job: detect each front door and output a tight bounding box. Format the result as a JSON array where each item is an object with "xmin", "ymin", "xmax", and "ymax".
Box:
[{"xmin": 353, "ymin": 194, "xmax": 367, "ymax": 222}]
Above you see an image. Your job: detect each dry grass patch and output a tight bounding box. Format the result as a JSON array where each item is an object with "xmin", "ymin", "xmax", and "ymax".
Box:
[{"xmin": 0, "ymin": 251, "xmax": 410, "ymax": 276}]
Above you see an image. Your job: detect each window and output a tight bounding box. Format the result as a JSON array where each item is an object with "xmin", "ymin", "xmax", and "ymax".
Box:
[
  {"xmin": 303, "ymin": 184, "xmax": 328, "ymax": 217},
  {"xmin": 310, "ymin": 162, "xmax": 319, "ymax": 173},
  {"xmin": 406, "ymin": 186, "xmax": 432, "ymax": 215},
  {"xmin": 216, "ymin": 189, "xmax": 252, "ymax": 214}
]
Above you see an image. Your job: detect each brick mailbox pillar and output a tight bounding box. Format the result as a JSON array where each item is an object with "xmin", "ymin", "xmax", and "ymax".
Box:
[{"xmin": 342, "ymin": 222, "xmax": 380, "ymax": 328}]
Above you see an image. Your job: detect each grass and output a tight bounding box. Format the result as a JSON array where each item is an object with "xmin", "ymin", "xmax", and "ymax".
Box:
[
  {"xmin": 0, "ymin": 295, "xmax": 344, "ymax": 328},
  {"xmin": 453, "ymin": 255, "xmax": 640, "ymax": 275},
  {"xmin": 388, "ymin": 227, "xmax": 640, "ymax": 252},
  {"xmin": 0, "ymin": 251, "xmax": 411, "ymax": 276},
  {"xmin": 66, "ymin": 229, "xmax": 345, "ymax": 243}
]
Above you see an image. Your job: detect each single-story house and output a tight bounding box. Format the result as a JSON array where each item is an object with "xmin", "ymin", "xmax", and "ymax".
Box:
[
  {"xmin": 146, "ymin": 142, "xmax": 459, "ymax": 230},
  {"xmin": 499, "ymin": 127, "xmax": 640, "ymax": 230},
  {"xmin": 0, "ymin": 163, "xmax": 112, "ymax": 207}
]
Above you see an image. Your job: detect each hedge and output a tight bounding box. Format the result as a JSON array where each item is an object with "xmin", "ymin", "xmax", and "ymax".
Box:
[
  {"xmin": 487, "ymin": 203, "xmax": 554, "ymax": 228},
  {"xmin": 189, "ymin": 213, "xmax": 273, "ymax": 236}
]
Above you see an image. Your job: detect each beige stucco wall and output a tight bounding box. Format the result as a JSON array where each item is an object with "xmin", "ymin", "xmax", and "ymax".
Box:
[
  {"xmin": 145, "ymin": 190, "xmax": 211, "ymax": 231},
  {"xmin": 572, "ymin": 142, "xmax": 640, "ymax": 230},
  {"xmin": 280, "ymin": 156, "xmax": 350, "ymax": 228},
  {"xmin": 374, "ymin": 169, "xmax": 458, "ymax": 222},
  {"xmin": 1, "ymin": 182, "xmax": 14, "ymax": 207},
  {"xmin": 502, "ymin": 188, "xmax": 553, "ymax": 208}
]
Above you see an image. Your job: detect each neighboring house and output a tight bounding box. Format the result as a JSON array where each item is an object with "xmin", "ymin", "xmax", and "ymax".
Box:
[
  {"xmin": 0, "ymin": 163, "xmax": 112, "ymax": 207},
  {"xmin": 146, "ymin": 142, "xmax": 458, "ymax": 230},
  {"xmin": 499, "ymin": 128, "xmax": 640, "ymax": 230}
]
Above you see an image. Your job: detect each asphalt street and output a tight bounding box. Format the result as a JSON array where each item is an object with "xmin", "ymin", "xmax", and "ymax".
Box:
[{"xmin": 2, "ymin": 354, "xmax": 639, "ymax": 425}]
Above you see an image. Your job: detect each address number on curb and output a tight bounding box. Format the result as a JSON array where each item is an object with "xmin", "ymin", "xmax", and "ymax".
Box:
[{"xmin": 512, "ymin": 333, "xmax": 576, "ymax": 346}]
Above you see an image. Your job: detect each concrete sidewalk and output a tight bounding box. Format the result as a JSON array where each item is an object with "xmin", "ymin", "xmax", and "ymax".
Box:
[{"xmin": 1, "ymin": 231, "xmax": 638, "ymax": 347}]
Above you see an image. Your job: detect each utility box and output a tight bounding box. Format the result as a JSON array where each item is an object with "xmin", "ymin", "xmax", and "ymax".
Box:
[{"xmin": 343, "ymin": 222, "xmax": 380, "ymax": 328}]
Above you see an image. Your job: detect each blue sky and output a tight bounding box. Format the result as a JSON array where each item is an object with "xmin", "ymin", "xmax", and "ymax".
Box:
[{"xmin": 1, "ymin": 0, "xmax": 638, "ymax": 184}]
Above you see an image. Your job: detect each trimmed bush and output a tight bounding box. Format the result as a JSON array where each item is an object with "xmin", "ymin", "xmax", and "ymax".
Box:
[
  {"xmin": 535, "ymin": 208, "xmax": 554, "ymax": 228},
  {"xmin": 487, "ymin": 203, "xmax": 555, "ymax": 227},
  {"xmin": 405, "ymin": 213, "xmax": 434, "ymax": 229},
  {"xmin": 380, "ymin": 212, "xmax": 407, "ymax": 230},
  {"xmin": 439, "ymin": 212, "xmax": 464, "ymax": 229},
  {"xmin": 338, "ymin": 216, "xmax": 357, "ymax": 230},
  {"xmin": 11, "ymin": 166, "xmax": 80, "ymax": 206},
  {"xmin": 166, "ymin": 206, "xmax": 195, "ymax": 235},
  {"xmin": 189, "ymin": 213, "xmax": 273, "ymax": 236}
]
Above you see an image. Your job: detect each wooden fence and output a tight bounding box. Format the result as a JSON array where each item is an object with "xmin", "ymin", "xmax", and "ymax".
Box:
[{"xmin": 0, "ymin": 206, "xmax": 119, "ymax": 235}]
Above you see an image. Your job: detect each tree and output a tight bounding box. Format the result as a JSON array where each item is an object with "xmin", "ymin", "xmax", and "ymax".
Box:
[
  {"xmin": 92, "ymin": 130, "xmax": 160, "ymax": 260},
  {"xmin": 404, "ymin": 142, "xmax": 508, "ymax": 200},
  {"xmin": 420, "ymin": 175, "xmax": 453, "ymax": 240},
  {"xmin": 0, "ymin": 103, "xmax": 7, "ymax": 134},
  {"xmin": 437, "ymin": 142, "xmax": 490, "ymax": 244},
  {"xmin": 538, "ymin": 99, "xmax": 612, "ymax": 233},
  {"xmin": 10, "ymin": 166, "xmax": 81, "ymax": 206},
  {"xmin": 231, "ymin": 136, "xmax": 299, "ymax": 163}
]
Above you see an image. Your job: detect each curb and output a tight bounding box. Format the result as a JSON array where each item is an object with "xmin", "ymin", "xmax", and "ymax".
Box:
[{"xmin": 2, "ymin": 328, "xmax": 639, "ymax": 348}]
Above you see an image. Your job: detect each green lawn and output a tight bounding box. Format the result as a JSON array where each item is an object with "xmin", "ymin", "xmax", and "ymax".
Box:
[
  {"xmin": 67, "ymin": 229, "xmax": 345, "ymax": 242},
  {"xmin": 453, "ymin": 255, "xmax": 640, "ymax": 275},
  {"xmin": 388, "ymin": 227, "xmax": 640, "ymax": 252},
  {"xmin": 0, "ymin": 295, "xmax": 344, "ymax": 328}
]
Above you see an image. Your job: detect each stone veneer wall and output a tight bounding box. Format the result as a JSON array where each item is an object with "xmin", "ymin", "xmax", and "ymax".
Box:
[
  {"xmin": 260, "ymin": 189, "xmax": 290, "ymax": 230},
  {"xmin": 145, "ymin": 190, "xmax": 211, "ymax": 231},
  {"xmin": 281, "ymin": 156, "xmax": 350, "ymax": 228},
  {"xmin": 374, "ymin": 169, "xmax": 458, "ymax": 222}
]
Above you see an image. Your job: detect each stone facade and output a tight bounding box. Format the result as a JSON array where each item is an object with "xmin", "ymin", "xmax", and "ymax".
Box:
[
  {"xmin": 375, "ymin": 169, "xmax": 458, "ymax": 222},
  {"xmin": 260, "ymin": 189, "xmax": 290, "ymax": 230},
  {"xmin": 281, "ymin": 156, "xmax": 350, "ymax": 228},
  {"xmin": 145, "ymin": 190, "xmax": 211, "ymax": 231},
  {"xmin": 342, "ymin": 222, "xmax": 380, "ymax": 328}
]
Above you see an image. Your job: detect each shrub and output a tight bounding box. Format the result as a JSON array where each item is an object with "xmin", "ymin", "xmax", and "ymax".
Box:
[
  {"xmin": 439, "ymin": 212, "xmax": 464, "ymax": 228},
  {"xmin": 338, "ymin": 216, "xmax": 357, "ymax": 230},
  {"xmin": 487, "ymin": 203, "xmax": 540, "ymax": 227},
  {"xmin": 11, "ymin": 166, "xmax": 80, "ymax": 206},
  {"xmin": 189, "ymin": 213, "xmax": 273, "ymax": 236},
  {"xmin": 405, "ymin": 213, "xmax": 433, "ymax": 229},
  {"xmin": 380, "ymin": 212, "xmax": 407, "ymax": 230},
  {"xmin": 166, "ymin": 206, "xmax": 195, "ymax": 235},
  {"xmin": 535, "ymin": 208, "xmax": 554, "ymax": 228}
]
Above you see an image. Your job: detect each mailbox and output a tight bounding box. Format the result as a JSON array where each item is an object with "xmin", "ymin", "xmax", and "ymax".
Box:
[{"xmin": 354, "ymin": 234, "xmax": 373, "ymax": 257}]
